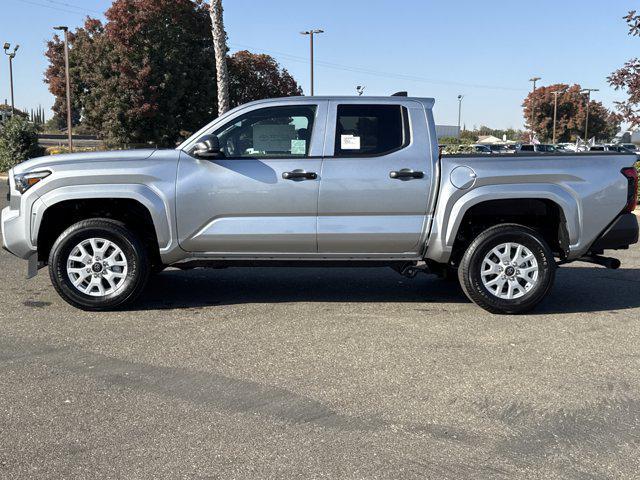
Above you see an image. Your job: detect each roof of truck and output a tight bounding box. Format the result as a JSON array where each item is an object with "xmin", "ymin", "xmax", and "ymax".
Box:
[{"xmin": 246, "ymin": 96, "xmax": 436, "ymax": 108}]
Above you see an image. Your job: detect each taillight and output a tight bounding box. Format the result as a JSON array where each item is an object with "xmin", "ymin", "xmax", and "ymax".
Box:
[{"xmin": 621, "ymin": 167, "xmax": 639, "ymax": 213}]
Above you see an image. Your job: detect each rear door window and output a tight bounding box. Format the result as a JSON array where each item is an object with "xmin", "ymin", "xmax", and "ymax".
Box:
[{"xmin": 334, "ymin": 104, "xmax": 410, "ymax": 157}]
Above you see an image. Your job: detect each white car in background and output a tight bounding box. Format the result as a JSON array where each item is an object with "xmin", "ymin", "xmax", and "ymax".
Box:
[{"xmin": 556, "ymin": 143, "xmax": 577, "ymax": 152}]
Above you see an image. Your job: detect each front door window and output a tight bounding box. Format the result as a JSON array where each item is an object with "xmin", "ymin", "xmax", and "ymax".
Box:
[{"xmin": 208, "ymin": 105, "xmax": 317, "ymax": 158}]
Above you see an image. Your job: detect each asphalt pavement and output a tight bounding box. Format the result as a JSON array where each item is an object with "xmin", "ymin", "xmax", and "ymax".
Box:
[{"xmin": 2, "ymin": 181, "xmax": 640, "ymax": 479}]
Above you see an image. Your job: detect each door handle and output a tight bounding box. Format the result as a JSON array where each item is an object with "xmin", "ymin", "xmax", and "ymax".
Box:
[
  {"xmin": 282, "ymin": 169, "xmax": 317, "ymax": 180},
  {"xmin": 389, "ymin": 168, "xmax": 424, "ymax": 180}
]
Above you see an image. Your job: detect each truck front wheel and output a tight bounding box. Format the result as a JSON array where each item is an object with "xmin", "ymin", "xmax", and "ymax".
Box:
[
  {"xmin": 48, "ymin": 219, "xmax": 150, "ymax": 310},
  {"xmin": 458, "ymin": 224, "xmax": 555, "ymax": 314}
]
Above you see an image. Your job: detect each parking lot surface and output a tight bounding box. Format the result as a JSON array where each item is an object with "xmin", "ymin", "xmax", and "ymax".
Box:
[{"xmin": 2, "ymin": 182, "xmax": 640, "ymax": 479}]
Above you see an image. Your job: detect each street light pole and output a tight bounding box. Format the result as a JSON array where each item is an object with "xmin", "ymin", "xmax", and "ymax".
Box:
[
  {"xmin": 54, "ymin": 26, "xmax": 73, "ymax": 152},
  {"xmin": 551, "ymin": 89, "xmax": 566, "ymax": 145},
  {"xmin": 457, "ymin": 95, "xmax": 464, "ymax": 136},
  {"xmin": 300, "ymin": 29, "xmax": 324, "ymax": 96},
  {"xmin": 529, "ymin": 76, "xmax": 541, "ymax": 142},
  {"xmin": 580, "ymin": 88, "xmax": 599, "ymax": 143},
  {"xmin": 3, "ymin": 43, "xmax": 19, "ymax": 115}
]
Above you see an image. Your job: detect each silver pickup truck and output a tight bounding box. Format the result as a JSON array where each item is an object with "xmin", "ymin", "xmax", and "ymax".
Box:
[{"xmin": 2, "ymin": 96, "xmax": 639, "ymax": 313}]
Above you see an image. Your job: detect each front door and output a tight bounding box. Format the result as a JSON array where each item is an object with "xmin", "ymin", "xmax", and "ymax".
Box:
[
  {"xmin": 176, "ymin": 102, "xmax": 326, "ymax": 254},
  {"xmin": 317, "ymin": 100, "xmax": 433, "ymax": 254}
]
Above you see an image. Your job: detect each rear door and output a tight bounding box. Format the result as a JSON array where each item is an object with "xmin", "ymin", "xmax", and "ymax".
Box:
[{"xmin": 317, "ymin": 100, "xmax": 433, "ymax": 254}]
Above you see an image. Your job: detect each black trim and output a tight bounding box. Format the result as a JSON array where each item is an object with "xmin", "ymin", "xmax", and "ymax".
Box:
[
  {"xmin": 174, "ymin": 260, "xmax": 413, "ymax": 269},
  {"xmin": 589, "ymin": 213, "xmax": 639, "ymax": 252}
]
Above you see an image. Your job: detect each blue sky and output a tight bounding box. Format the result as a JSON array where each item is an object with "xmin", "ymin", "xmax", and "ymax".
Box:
[{"xmin": 1, "ymin": 0, "xmax": 638, "ymax": 129}]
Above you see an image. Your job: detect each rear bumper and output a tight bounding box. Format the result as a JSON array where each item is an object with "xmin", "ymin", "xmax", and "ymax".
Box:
[{"xmin": 589, "ymin": 213, "xmax": 639, "ymax": 252}]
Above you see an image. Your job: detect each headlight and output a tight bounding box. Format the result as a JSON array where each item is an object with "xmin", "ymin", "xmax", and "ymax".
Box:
[{"xmin": 14, "ymin": 171, "xmax": 51, "ymax": 194}]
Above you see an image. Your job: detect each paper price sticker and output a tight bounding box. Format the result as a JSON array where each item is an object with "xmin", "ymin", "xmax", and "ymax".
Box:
[
  {"xmin": 340, "ymin": 135, "xmax": 361, "ymax": 150},
  {"xmin": 291, "ymin": 139, "xmax": 306, "ymax": 155}
]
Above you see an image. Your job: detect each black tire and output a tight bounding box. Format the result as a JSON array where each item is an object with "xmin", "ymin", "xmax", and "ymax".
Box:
[
  {"xmin": 458, "ymin": 224, "xmax": 555, "ymax": 314},
  {"xmin": 48, "ymin": 218, "xmax": 150, "ymax": 310}
]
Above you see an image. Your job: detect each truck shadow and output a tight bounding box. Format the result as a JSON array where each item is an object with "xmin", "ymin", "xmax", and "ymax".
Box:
[{"xmin": 131, "ymin": 265, "xmax": 640, "ymax": 314}]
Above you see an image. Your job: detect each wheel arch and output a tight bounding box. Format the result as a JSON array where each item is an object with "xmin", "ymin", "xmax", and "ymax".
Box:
[
  {"xmin": 426, "ymin": 184, "xmax": 579, "ymax": 264},
  {"xmin": 33, "ymin": 185, "xmax": 174, "ymax": 265}
]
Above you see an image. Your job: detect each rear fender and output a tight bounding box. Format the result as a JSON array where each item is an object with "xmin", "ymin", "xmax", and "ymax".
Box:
[{"xmin": 426, "ymin": 183, "xmax": 579, "ymax": 263}]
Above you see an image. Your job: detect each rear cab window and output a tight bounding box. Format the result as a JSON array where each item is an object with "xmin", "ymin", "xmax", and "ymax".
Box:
[{"xmin": 334, "ymin": 104, "xmax": 410, "ymax": 157}]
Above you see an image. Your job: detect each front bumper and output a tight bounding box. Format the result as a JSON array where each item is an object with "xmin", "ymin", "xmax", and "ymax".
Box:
[
  {"xmin": 589, "ymin": 213, "xmax": 639, "ymax": 252},
  {"xmin": 1, "ymin": 205, "xmax": 36, "ymax": 259}
]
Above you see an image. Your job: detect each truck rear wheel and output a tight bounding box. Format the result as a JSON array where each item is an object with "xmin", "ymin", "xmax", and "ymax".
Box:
[
  {"xmin": 458, "ymin": 224, "xmax": 555, "ymax": 314},
  {"xmin": 48, "ymin": 219, "xmax": 150, "ymax": 310}
]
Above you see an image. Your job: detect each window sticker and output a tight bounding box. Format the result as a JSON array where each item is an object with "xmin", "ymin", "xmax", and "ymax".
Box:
[
  {"xmin": 291, "ymin": 139, "xmax": 306, "ymax": 155},
  {"xmin": 253, "ymin": 124, "xmax": 296, "ymax": 152},
  {"xmin": 340, "ymin": 134, "xmax": 361, "ymax": 150}
]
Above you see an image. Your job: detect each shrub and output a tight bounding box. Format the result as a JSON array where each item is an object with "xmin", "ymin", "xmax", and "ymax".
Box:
[
  {"xmin": 439, "ymin": 136, "xmax": 461, "ymax": 146},
  {"xmin": 45, "ymin": 146, "xmax": 106, "ymax": 155},
  {"xmin": 0, "ymin": 116, "xmax": 42, "ymax": 171}
]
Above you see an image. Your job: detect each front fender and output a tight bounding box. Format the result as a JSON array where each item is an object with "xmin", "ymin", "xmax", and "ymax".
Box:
[{"xmin": 33, "ymin": 184, "xmax": 180, "ymax": 258}]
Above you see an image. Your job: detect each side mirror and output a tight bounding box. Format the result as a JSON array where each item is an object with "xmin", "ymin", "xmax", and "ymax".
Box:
[{"xmin": 192, "ymin": 135, "xmax": 222, "ymax": 159}]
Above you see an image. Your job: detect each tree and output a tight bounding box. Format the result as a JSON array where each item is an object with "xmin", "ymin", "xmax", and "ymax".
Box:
[
  {"xmin": 523, "ymin": 84, "xmax": 620, "ymax": 142},
  {"xmin": 45, "ymin": 0, "xmax": 217, "ymax": 147},
  {"xmin": 44, "ymin": 30, "xmax": 83, "ymax": 130},
  {"xmin": 44, "ymin": 0, "xmax": 304, "ymax": 146},
  {"xmin": 209, "ymin": 0, "xmax": 230, "ymax": 116},
  {"xmin": 0, "ymin": 116, "xmax": 42, "ymax": 171},
  {"xmin": 228, "ymin": 50, "xmax": 303, "ymax": 107},
  {"xmin": 609, "ymin": 10, "xmax": 640, "ymax": 125}
]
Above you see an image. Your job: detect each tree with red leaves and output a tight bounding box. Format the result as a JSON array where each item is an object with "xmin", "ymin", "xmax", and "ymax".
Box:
[
  {"xmin": 46, "ymin": 0, "xmax": 216, "ymax": 146},
  {"xmin": 609, "ymin": 10, "xmax": 640, "ymax": 126},
  {"xmin": 523, "ymin": 84, "xmax": 620, "ymax": 142},
  {"xmin": 44, "ymin": 0, "xmax": 303, "ymax": 147},
  {"xmin": 228, "ymin": 51, "xmax": 302, "ymax": 106}
]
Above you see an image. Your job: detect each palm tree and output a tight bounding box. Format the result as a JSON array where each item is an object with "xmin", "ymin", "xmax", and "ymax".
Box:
[{"xmin": 209, "ymin": 0, "xmax": 230, "ymax": 116}]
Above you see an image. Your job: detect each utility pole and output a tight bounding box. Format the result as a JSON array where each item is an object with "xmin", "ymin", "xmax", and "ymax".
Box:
[
  {"xmin": 528, "ymin": 77, "xmax": 541, "ymax": 142},
  {"xmin": 3, "ymin": 43, "xmax": 19, "ymax": 115},
  {"xmin": 54, "ymin": 26, "xmax": 73, "ymax": 152},
  {"xmin": 580, "ymin": 88, "xmax": 599, "ymax": 143},
  {"xmin": 300, "ymin": 29, "xmax": 324, "ymax": 96},
  {"xmin": 457, "ymin": 94, "xmax": 464, "ymax": 136},
  {"xmin": 529, "ymin": 77, "xmax": 541, "ymax": 143},
  {"xmin": 551, "ymin": 89, "xmax": 566, "ymax": 145}
]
